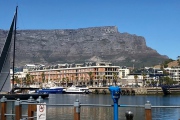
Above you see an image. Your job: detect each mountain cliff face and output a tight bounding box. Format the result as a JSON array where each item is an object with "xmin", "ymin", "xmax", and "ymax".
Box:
[{"xmin": 0, "ymin": 26, "xmax": 168, "ymax": 67}]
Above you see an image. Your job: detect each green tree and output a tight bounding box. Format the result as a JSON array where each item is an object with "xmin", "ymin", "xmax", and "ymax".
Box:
[
  {"xmin": 142, "ymin": 73, "xmax": 146, "ymax": 86},
  {"xmin": 41, "ymin": 72, "xmax": 45, "ymax": 83},
  {"xmin": 75, "ymin": 76, "xmax": 78, "ymax": 85},
  {"xmin": 25, "ymin": 73, "xmax": 31, "ymax": 87},
  {"xmin": 14, "ymin": 76, "xmax": 20, "ymax": 85},
  {"xmin": 97, "ymin": 76, "xmax": 100, "ymax": 86},
  {"xmin": 62, "ymin": 77, "xmax": 66, "ymax": 87},
  {"xmin": 80, "ymin": 77, "xmax": 83, "ymax": 85},
  {"xmin": 161, "ymin": 59, "xmax": 174, "ymax": 68},
  {"xmin": 178, "ymin": 59, "xmax": 180, "ymax": 66},
  {"xmin": 151, "ymin": 80, "xmax": 157, "ymax": 85},
  {"xmin": 108, "ymin": 78, "xmax": 110, "ymax": 85},
  {"xmin": 163, "ymin": 63, "xmax": 168, "ymax": 68},
  {"xmin": 88, "ymin": 72, "xmax": 94, "ymax": 87},
  {"xmin": 102, "ymin": 75, "xmax": 106, "ymax": 87},
  {"xmin": 113, "ymin": 73, "xmax": 118, "ymax": 85},
  {"xmin": 30, "ymin": 75, "xmax": 35, "ymax": 85},
  {"xmin": 66, "ymin": 77, "xmax": 69, "ymax": 87},
  {"xmin": 71, "ymin": 75, "xmax": 74, "ymax": 84},
  {"xmin": 146, "ymin": 80, "xmax": 150, "ymax": 86},
  {"xmin": 163, "ymin": 76, "xmax": 174, "ymax": 85}
]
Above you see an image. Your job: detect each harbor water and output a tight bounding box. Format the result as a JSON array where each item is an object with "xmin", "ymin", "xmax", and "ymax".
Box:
[
  {"xmin": 4, "ymin": 94, "xmax": 180, "ymax": 120},
  {"xmin": 45, "ymin": 94, "xmax": 180, "ymax": 120}
]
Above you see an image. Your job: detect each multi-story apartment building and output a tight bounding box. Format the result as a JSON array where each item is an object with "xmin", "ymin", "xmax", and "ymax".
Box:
[
  {"xmin": 165, "ymin": 67, "xmax": 180, "ymax": 84},
  {"xmin": 29, "ymin": 62, "xmax": 120, "ymax": 86},
  {"xmin": 119, "ymin": 66, "xmax": 130, "ymax": 79}
]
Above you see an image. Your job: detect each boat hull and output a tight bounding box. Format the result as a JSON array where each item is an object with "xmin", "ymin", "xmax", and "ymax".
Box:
[
  {"xmin": 63, "ymin": 92, "xmax": 90, "ymax": 94},
  {"xmin": 0, "ymin": 93, "xmax": 49, "ymax": 100},
  {"xmin": 36, "ymin": 88, "xmax": 64, "ymax": 94},
  {"xmin": 161, "ymin": 85, "xmax": 180, "ymax": 95},
  {"xmin": 63, "ymin": 85, "xmax": 91, "ymax": 94}
]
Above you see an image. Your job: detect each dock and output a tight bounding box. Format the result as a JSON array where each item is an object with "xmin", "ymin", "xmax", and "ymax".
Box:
[{"xmin": 89, "ymin": 87, "xmax": 180, "ymax": 95}]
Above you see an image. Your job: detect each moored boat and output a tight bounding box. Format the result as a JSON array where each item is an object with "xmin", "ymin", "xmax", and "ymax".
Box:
[
  {"xmin": 63, "ymin": 85, "xmax": 91, "ymax": 94},
  {"xmin": 0, "ymin": 93, "xmax": 49, "ymax": 100},
  {"xmin": 161, "ymin": 85, "xmax": 180, "ymax": 95},
  {"xmin": 36, "ymin": 86, "xmax": 64, "ymax": 94}
]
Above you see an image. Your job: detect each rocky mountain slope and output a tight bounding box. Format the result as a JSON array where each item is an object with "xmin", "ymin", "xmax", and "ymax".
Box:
[{"xmin": 0, "ymin": 26, "xmax": 168, "ymax": 67}]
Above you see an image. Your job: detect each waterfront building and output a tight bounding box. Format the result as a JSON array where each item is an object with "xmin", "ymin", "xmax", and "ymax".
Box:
[
  {"xmin": 118, "ymin": 66, "xmax": 130, "ymax": 79},
  {"xmin": 24, "ymin": 64, "xmax": 45, "ymax": 71},
  {"xmin": 10, "ymin": 69, "xmax": 28, "ymax": 87},
  {"xmin": 165, "ymin": 67, "xmax": 180, "ymax": 84},
  {"xmin": 24, "ymin": 64, "xmax": 36, "ymax": 71},
  {"xmin": 28, "ymin": 62, "xmax": 120, "ymax": 87},
  {"xmin": 121, "ymin": 73, "xmax": 143, "ymax": 87}
]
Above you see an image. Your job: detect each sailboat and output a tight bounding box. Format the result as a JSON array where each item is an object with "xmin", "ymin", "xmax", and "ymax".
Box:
[{"xmin": 0, "ymin": 6, "xmax": 49, "ymax": 99}]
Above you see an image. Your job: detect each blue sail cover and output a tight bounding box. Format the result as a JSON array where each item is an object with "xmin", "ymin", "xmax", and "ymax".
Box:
[{"xmin": 0, "ymin": 14, "xmax": 15, "ymax": 92}]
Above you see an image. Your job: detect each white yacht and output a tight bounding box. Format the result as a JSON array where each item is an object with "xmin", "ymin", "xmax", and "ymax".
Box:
[{"xmin": 63, "ymin": 85, "xmax": 91, "ymax": 94}]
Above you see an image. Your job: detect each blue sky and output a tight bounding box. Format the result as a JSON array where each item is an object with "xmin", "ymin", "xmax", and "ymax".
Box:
[{"xmin": 0, "ymin": 0, "xmax": 180, "ymax": 60}]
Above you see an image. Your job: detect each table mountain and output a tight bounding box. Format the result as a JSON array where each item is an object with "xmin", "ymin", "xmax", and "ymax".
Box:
[{"xmin": 0, "ymin": 26, "xmax": 168, "ymax": 67}]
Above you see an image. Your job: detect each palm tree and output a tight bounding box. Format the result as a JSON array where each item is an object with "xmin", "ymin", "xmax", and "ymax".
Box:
[
  {"xmin": 134, "ymin": 75, "xmax": 138, "ymax": 86},
  {"xmin": 108, "ymin": 78, "xmax": 110, "ymax": 86},
  {"xmin": 25, "ymin": 73, "xmax": 31, "ymax": 87},
  {"xmin": 97, "ymin": 76, "xmax": 100, "ymax": 87},
  {"xmin": 102, "ymin": 75, "xmax": 106, "ymax": 87},
  {"xmin": 66, "ymin": 77, "xmax": 69, "ymax": 87},
  {"xmin": 80, "ymin": 77, "xmax": 83, "ymax": 85},
  {"xmin": 71, "ymin": 75, "xmax": 74, "ymax": 85},
  {"xmin": 91, "ymin": 76, "xmax": 94, "ymax": 86},
  {"xmin": 14, "ymin": 76, "xmax": 20, "ymax": 86},
  {"xmin": 41, "ymin": 72, "xmax": 45, "ymax": 83},
  {"xmin": 30, "ymin": 75, "xmax": 34, "ymax": 84},
  {"xmin": 75, "ymin": 76, "xmax": 79, "ymax": 85},
  {"xmin": 88, "ymin": 72, "xmax": 93, "ymax": 87},
  {"xmin": 142, "ymin": 73, "xmax": 146, "ymax": 86},
  {"xmin": 62, "ymin": 77, "xmax": 66, "ymax": 87},
  {"xmin": 113, "ymin": 73, "xmax": 118, "ymax": 85}
]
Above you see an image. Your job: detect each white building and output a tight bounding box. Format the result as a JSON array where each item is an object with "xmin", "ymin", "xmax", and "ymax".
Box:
[
  {"xmin": 165, "ymin": 67, "xmax": 180, "ymax": 84},
  {"xmin": 119, "ymin": 67, "xmax": 130, "ymax": 79},
  {"xmin": 24, "ymin": 64, "xmax": 36, "ymax": 70}
]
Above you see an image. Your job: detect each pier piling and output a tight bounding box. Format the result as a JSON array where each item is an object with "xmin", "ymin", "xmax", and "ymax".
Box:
[
  {"xmin": 74, "ymin": 99, "xmax": 80, "ymax": 120},
  {"xmin": 1, "ymin": 96, "xmax": 7, "ymax": 120},
  {"xmin": 15, "ymin": 98, "xmax": 22, "ymax": 120},
  {"xmin": 145, "ymin": 101, "xmax": 152, "ymax": 120},
  {"xmin": 27, "ymin": 96, "xmax": 36, "ymax": 120}
]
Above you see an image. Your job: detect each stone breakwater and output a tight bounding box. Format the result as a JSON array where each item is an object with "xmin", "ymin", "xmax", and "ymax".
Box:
[{"xmin": 89, "ymin": 87, "xmax": 164, "ymax": 95}]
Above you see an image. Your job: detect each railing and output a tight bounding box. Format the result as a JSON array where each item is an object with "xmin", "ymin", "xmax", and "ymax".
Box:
[{"xmin": 1, "ymin": 96, "xmax": 180, "ymax": 120}]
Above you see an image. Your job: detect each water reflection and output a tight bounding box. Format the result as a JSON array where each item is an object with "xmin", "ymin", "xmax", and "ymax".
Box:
[{"xmin": 1, "ymin": 94, "xmax": 180, "ymax": 120}]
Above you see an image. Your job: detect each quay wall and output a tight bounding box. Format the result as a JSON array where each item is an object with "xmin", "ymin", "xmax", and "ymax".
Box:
[{"xmin": 89, "ymin": 87, "xmax": 164, "ymax": 95}]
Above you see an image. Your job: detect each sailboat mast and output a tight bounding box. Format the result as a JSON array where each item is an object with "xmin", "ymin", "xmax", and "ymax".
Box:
[{"xmin": 12, "ymin": 6, "xmax": 18, "ymax": 90}]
